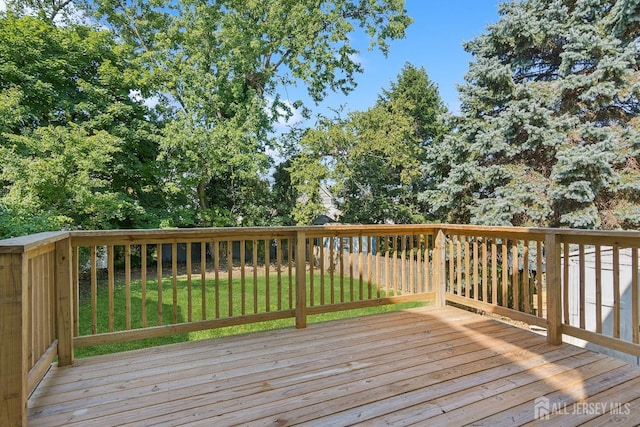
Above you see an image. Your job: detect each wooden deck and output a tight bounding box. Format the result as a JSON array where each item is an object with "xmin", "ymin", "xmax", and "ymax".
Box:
[{"xmin": 28, "ymin": 306, "xmax": 640, "ymax": 426}]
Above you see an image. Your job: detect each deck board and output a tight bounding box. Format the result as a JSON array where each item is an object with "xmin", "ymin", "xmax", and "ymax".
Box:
[{"xmin": 28, "ymin": 306, "xmax": 640, "ymax": 426}]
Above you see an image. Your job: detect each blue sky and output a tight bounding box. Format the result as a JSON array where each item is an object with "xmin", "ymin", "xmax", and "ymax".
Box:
[{"xmin": 304, "ymin": 1, "xmax": 502, "ymax": 117}]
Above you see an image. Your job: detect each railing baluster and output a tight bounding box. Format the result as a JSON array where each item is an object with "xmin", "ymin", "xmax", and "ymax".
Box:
[
  {"xmin": 339, "ymin": 237, "xmax": 345, "ymax": 302},
  {"xmin": 491, "ymin": 238, "xmax": 498, "ymax": 305},
  {"xmin": 424, "ymin": 234, "xmax": 430, "ymax": 294},
  {"xmin": 277, "ymin": 239, "xmax": 282, "ymax": 311},
  {"xmin": 201, "ymin": 242, "xmax": 206, "ymax": 321},
  {"xmin": 253, "ymin": 239, "xmax": 259, "ymax": 314},
  {"xmin": 613, "ymin": 245, "xmax": 620, "ymax": 338},
  {"xmin": 73, "ymin": 246, "xmax": 79, "ymax": 337},
  {"xmin": 264, "ymin": 239, "xmax": 271, "ymax": 312},
  {"xmin": 376, "ymin": 235, "xmax": 381, "ymax": 298},
  {"xmin": 464, "ymin": 235, "xmax": 470, "ymax": 299},
  {"xmin": 562, "ymin": 241, "xmax": 569, "ymax": 325},
  {"xmin": 90, "ymin": 246, "xmax": 98, "ymax": 334},
  {"xmin": 359, "ymin": 235, "xmax": 364, "ymax": 299},
  {"xmin": 385, "ymin": 236, "xmax": 391, "ymax": 297},
  {"xmin": 523, "ymin": 241, "xmax": 530, "ymax": 314},
  {"xmin": 309, "ymin": 238, "xmax": 314, "ymax": 306},
  {"xmin": 214, "ymin": 240, "xmax": 220, "ymax": 319},
  {"xmin": 415, "ymin": 235, "xmax": 421, "ymax": 294},
  {"xmin": 288, "ymin": 238, "xmax": 294, "ymax": 309},
  {"xmin": 473, "ymin": 236, "xmax": 479, "ymax": 301},
  {"xmin": 349, "ymin": 236, "xmax": 355, "ymax": 301},
  {"xmin": 328, "ymin": 236, "xmax": 335, "ymax": 304},
  {"xmin": 579, "ymin": 244, "xmax": 585, "ymax": 329},
  {"xmin": 536, "ymin": 240, "xmax": 543, "ymax": 318},
  {"xmin": 401, "ymin": 234, "xmax": 407, "ymax": 294},
  {"xmin": 157, "ymin": 244, "xmax": 163, "ymax": 326},
  {"xmin": 125, "ymin": 244, "xmax": 131, "ymax": 330},
  {"xmin": 367, "ymin": 235, "xmax": 373, "ymax": 299},
  {"xmin": 595, "ymin": 245, "xmax": 602, "ymax": 333},
  {"xmin": 32, "ymin": 256, "xmax": 39, "ymax": 356},
  {"xmin": 172, "ymin": 242, "xmax": 178, "ymax": 324},
  {"xmin": 240, "ymin": 240, "xmax": 246, "ymax": 315},
  {"xmin": 142, "ymin": 244, "xmax": 147, "ymax": 327},
  {"xmin": 512, "ymin": 242, "xmax": 518, "ymax": 311},
  {"xmin": 108, "ymin": 245, "xmax": 115, "ymax": 332},
  {"xmin": 633, "ymin": 247, "xmax": 638, "ymax": 344},
  {"xmin": 501, "ymin": 240, "xmax": 508, "ymax": 307},
  {"xmin": 319, "ymin": 237, "xmax": 326, "ymax": 305},
  {"xmin": 228, "ymin": 240, "xmax": 233, "ymax": 317},
  {"xmin": 394, "ymin": 235, "xmax": 400, "ymax": 296},
  {"xmin": 187, "ymin": 243, "xmax": 192, "ymax": 322},
  {"xmin": 456, "ymin": 235, "xmax": 462, "ymax": 297},
  {"xmin": 481, "ymin": 237, "xmax": 488, "ymax": 303},
  {"xmin": 449, "ymin": 236, "xmax": 454, "ymax": 295}
]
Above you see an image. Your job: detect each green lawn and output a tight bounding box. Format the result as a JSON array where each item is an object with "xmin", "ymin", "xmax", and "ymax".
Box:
[{"xmin": 76, "ymin": 272, "xmax": 429, "ymax": 358}]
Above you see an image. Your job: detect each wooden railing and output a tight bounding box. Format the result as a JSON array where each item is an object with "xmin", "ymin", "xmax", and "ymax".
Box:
[
  {"xmin": 555, "ymin": 230, "xmax": 640, "ymax": 357},
  {"xmin": 2, "ymin": 224, "xmax": 640, "ymax": 425},
  {"xmin": 68, "ymin": 226, "xmax": 436, "ymax": 346},
  {"xmin": 441, "ymin": 225, "xmax": 548, "ymax": 328},
  {"xmin": 0, "ymin": 231, "xmax": 73, "ymax": 426}
]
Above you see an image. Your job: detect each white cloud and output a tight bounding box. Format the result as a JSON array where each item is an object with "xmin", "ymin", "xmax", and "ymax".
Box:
[
  {"xmin": 129, "ymin": 89, "xmax": 161, "ymax": 109},
  {"xmin": 0, "ymin": 0, "xmax": 95, "ymax": 26},
  {"xmin": 275, "ymin": 100, "xmax": 303, "ymax": 127},
  {"xmin": 349, "ymin": 52, "xmax": 364, "ymax": 66},
  {"xmin": 266, "ymin": 97, "xmax": 304, "ymax": 130}
]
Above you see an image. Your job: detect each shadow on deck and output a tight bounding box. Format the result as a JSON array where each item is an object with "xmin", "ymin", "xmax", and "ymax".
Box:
[{"xmin": 28, "ymin": 306, "xmax": 640, "ymax": 426}]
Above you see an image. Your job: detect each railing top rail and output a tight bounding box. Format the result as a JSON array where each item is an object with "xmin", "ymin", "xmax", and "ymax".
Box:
[
  {"xmin": 68, "ymin": 225, "xmax": 443, "ymax": 245},
  {"xmin": 69, "ymin": 224, "xmax": 439, "ymax": 236},
  {"xmin": 306, "ymin": 224, "xmax": 439, "ymax": 236},
  {"xmin": 3, "ymin": 224, "xmax": 640, "ymax": 250},
  {"xmin": 440, "ymin": 224, "xmax": 640, "ymax": 241},
  {"xmin": 0, "ymin": 231, "xmax": 69, "ymax": 254},
  {"xmin": 71, "ymin": 226, "xmax": 298, "ymax": 238}
]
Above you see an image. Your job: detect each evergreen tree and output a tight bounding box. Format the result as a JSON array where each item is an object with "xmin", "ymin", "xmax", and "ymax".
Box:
[{"xmin": 423, "ymin": 0, "xmax": 640, "ymax": 229}]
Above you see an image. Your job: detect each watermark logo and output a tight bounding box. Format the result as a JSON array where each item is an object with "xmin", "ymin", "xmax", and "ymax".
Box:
[
  {"xmin": 533, "ymin": 396, "xmax": 631, "ymax": 420},
  {"xmin": 534, "ymin": 396, "xmax": 550, "ymax": 420}
]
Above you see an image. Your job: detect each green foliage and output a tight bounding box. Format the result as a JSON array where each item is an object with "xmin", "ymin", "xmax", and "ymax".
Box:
[
  {"xmin": 423, "ymin": 0, "xmax": 640, "ymax": 229},
  {"xmin": 270, "ymin": 159, "xmax": 301, "ymax": 226},
  {"xmin": 92, "ymin": 0, "xmax": 412, "ymax": 228},
  {"xmin": 290, "ymin": 63, "xmax": 448, "ymax": 225},
  {"xmin": 0, "ymin": 14, "xmax": 165, "ymax": 237},
  {"xmin": 1, "ymin": 125, "xmax": 124, "ymax": 231},
  {"xmin": 0, "ymin": 1, "xmax": 412, "ymax": 235}
]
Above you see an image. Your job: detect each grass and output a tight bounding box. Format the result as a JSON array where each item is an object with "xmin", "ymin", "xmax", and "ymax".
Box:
[{"xmin": 76, "ymin": 271, "xmax": 429, "ymax": 358}]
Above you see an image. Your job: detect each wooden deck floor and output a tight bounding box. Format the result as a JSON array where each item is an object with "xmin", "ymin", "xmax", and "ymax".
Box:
[{"xmin": 28, "ymin": 306, "xmax": 640, "ymax": 426}]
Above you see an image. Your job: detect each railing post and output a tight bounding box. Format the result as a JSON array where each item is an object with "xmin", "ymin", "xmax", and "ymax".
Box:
[
  {"xmin": 545, "ymin": 232, "xmax": 562, "ymax": 345},
  {"xmin": 56, "ymin": 238, "xmax": 74, "ymax": 366},
  {"xmin": 433, "ymin": 229, "xmax": 447, "ymax": 307},
  {"xmin": 295, "ymin": 230, "xmax": 307, "ymax": 329},
  {"xmin": 0, "ymin": 251, "xmax": 28, "ymax": 426}
]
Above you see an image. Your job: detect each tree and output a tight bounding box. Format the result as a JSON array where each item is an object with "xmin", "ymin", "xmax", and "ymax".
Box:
[
  {"xmin": 423, "ymin": 0, "xmax": 640, "ymax": 229},
  {"xmin": 0, "ymin": 14, "xmax": 164, "ymax": 237},
  {"xmin": 91, "ymin": 0, "xmax": 412, "ymax": 227},
  {"xmin": 290, "ymin": 64, "xmax": 448, "ymax": 224},
  {"xmin": 270, "ymin": 158, "xmax": 302, "ymax": 226}
]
